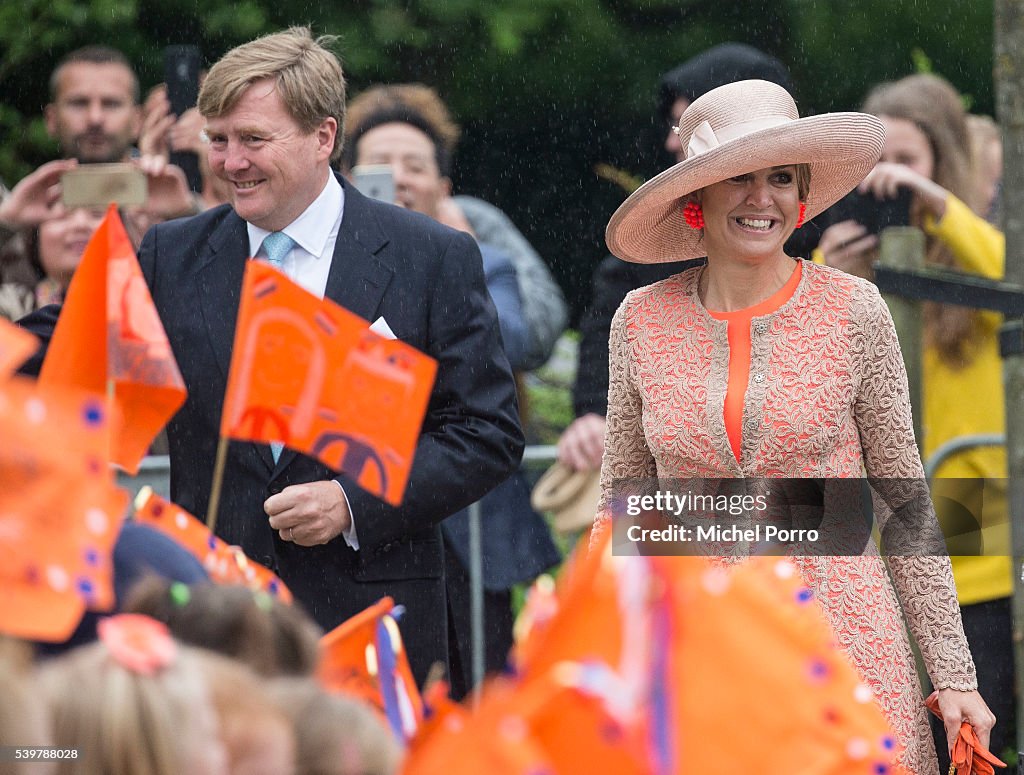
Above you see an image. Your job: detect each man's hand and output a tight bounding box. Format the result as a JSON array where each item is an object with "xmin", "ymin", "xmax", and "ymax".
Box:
[
  {"xmin": 264, "ymin": 481, "xmax": 352, "ymax": 546},
  {"xmin": 168, "ymin": 108, "xmax": 207, "ymax": 155},
  {"xmin": 0, "ymin": 159, "xmax": 78, "ymax": 229},
  {"xmin": 557, "ymin": 412, "xmax": 607, "ymax": 471}
]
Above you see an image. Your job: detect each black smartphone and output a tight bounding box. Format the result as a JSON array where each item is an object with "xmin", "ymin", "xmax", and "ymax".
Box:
[
  {"xmin": 830, "ymin": 187, "xmax": 913, "ymax": 236},
  {"xmin": 163, "ymin": 45, "xmax": 203, "ymax": 193}
]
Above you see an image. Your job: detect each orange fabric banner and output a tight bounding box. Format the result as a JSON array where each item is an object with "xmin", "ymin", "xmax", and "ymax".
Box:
[
  {"xmin": 133, "ymin": 488, "xmax": 292, "ymax": 603},
  {"xmin": 0, "ymin": 377, "xmax": 127, "ymax": 642},
  {"xmin": 39, "ymin": 205, "xmax": 186, "ymax": 474},
  {"xmin": 221, "ymin": 262, "xmax": 437, "ymax": 505},
  {"xmin": 0, "ymin": 317, "xmax": 37, "ymax": 379},
  {"xmin": 318, "ymin": 596, "xmax": 423, "ymax": 743}
]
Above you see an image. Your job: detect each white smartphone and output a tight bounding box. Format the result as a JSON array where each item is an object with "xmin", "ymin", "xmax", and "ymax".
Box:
[{"xmin": 351, "ymin": 164, "xmax": 395, "ymax": 203}]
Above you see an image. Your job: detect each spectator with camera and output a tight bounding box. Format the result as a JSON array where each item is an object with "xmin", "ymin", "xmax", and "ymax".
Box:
[
  {"xmin": 343, "ymin": 84, "xmax": 561, "ymax": 698},
  {"xmin": 343, "ymin": 83, "xmax": 568, "ymax": 372},
  {"xmin": 818, "ymin": 72, "xmax": 1014, "ymax": 763},
  {"xmin": 0, "ymin": 47, "xmax": 197, "ymax": 301}
]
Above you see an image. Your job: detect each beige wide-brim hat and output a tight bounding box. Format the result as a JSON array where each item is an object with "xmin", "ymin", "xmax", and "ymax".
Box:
[{"xmin": 606, "ymin": 79, "xmax": 885, "ymax": 263}]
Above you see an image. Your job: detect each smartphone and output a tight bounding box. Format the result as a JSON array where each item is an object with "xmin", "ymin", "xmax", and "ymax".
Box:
[
  {"xmin": 830, "ymin": 187, "xmax": 913, "ymax": 236},
  {"xmin": 61, "ymin": 164, "xmax": 147, "ymax": 208},
  {"xmin": 351, "ymin": 165, "xmax": 395, "ymax": 203},
  {"xmin": 163, "ymin": 45, "xmax": 203, "ymax": 193}
]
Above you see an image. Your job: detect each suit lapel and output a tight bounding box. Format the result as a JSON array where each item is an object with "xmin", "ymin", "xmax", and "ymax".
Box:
[
  {"xmin": 322, "ymin": 180, "xmax": 394, "ymax": 318},
  {"xmin": 273, "ymin": 180, "xmax": 395, "ymax": 477},
  {"xmin": 196, "ymin": 212, "xmax": 249, "ymax": 383},
  {"xmin": 194, "ymin": 213, "xmax": 275, "ymax": 472}
]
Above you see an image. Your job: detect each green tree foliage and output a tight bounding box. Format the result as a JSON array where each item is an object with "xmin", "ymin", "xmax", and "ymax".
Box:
[{"xmin": 0, "ymin": 0, "xmax": 995, "ymax": 317}]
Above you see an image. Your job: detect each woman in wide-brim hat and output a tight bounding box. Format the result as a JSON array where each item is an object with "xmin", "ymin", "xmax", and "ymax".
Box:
[{"xmin": 595, "ymin": 79, "xmax": 993, "ymax": 774}]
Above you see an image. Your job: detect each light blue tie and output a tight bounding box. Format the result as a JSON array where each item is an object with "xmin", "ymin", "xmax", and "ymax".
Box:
[
  {"xmin": 261, "ymin": 230, "xmax": 295, "ymax": 271},
  {"xmin": 260, "ymin": 231, "xmax": 295, "ymax": 463}
]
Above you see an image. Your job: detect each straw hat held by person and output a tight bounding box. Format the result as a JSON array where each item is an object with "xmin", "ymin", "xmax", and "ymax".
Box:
[{"xmin": 599, "ymin": 80, "xmax": 994, "ymax": 775}]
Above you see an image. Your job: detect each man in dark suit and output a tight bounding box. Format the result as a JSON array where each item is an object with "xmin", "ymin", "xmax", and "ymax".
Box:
[{"xmin": 21, "ymin": 28, "xmax": 523, "ymax": 685}]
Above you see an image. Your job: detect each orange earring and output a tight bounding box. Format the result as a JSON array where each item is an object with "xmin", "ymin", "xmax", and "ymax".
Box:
[{"xmin": 795, "ymin": 202, "xmax": 807, "ymax": 228}]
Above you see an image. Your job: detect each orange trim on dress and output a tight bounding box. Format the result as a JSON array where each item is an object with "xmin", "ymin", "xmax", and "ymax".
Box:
[{"xmin": 708, "ymin": 260, "xmax": 802, "ymax": 462}]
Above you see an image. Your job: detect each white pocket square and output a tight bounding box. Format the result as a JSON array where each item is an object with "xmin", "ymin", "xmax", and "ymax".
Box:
[{"xmin": 369, "ymin": 316, "xmax": 397, "ymax": 340}]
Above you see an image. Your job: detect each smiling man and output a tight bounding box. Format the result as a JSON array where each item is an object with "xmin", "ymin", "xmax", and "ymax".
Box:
[{"xmin": 20, "ymin": 27, "xmax": 524, "ymax": 686}]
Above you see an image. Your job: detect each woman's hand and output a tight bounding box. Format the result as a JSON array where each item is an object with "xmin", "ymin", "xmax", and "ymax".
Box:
[
  {"xmin": 817, "ymin": 219, "xmax": 878, "ymax": 279},
  {"xmin": 860, "ymin": 161, "xmax": 950, "ymax": 220},
  {"xmin": 935, "ymin": 687, "xmax": 997, "ymax": 754},
  {"xmin": 436, "ymin": 197, "xmax": 475, "ymax": 235}
]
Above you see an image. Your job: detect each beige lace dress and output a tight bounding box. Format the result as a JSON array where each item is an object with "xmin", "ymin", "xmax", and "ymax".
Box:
[{"xmin": 594, "ymin": 260, "xmax": 977, "ymax": 775}]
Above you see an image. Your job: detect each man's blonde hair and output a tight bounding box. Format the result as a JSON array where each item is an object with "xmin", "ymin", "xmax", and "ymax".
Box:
[{"xmin": 198, "ymin": 27, "xmax": 346, "ymax": 162}]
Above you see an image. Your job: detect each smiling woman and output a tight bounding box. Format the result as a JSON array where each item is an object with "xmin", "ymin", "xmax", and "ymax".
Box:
[{"xmin": 596, "ymin": 79, "xmax": 995, "ymax": 775}]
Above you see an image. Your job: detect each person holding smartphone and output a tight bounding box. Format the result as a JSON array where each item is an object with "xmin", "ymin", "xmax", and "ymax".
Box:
[
  {"xmin": 342, "ymin": 86, "xmax": 561, "ymax": 699},
  {"xmin": 818, "ymin": 73, "xmax": 1014, "ymax": 763},
  {"xmin": 343, "ymin": 83, "xmax": 568, "ymax": 373}
]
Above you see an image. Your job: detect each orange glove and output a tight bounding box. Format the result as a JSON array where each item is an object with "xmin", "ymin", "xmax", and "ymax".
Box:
[{"xmin": 925, "ymin": 692, "xmax": 1007, "ymax": 775}]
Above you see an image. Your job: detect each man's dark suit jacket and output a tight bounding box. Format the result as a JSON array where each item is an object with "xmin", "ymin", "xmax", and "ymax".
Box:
[{"xmin": 20, "ymin": 179, "xmax": 525, "ymax": 683}]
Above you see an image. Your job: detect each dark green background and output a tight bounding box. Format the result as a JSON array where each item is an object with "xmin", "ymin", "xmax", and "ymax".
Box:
[{"xmin": 0, "ymin": 0, "xmax": 996, "ymax": 320}]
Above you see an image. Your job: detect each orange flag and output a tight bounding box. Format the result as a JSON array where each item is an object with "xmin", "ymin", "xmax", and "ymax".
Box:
[
  {"xmin": 221, "ymin": 262, "xmax": 436, "ymax": 505},
  {"xmin": 401, "ymin": 676, "xmax": 568, "ymax": 775},
  {"xmin": 318, "ymin": 596, "xmax": 423, "ymax": 743},
  {"xmin": 133, "ymin": 487, "xmax": 292, "ymax": 603},
  {"xmin": 653, "ymin": 555, "xmax": 905, "ymax": 774},
  {"xmin": 0, "ymin": 377, "xmax": 127, "ymax": 642},
  {"xmin": 507, "ymin": 533, "xmax": 906, "ymax": 775},
  {"xmin": 39, "ymin": 205, "xmax": 186, "ymax": 474},
  {"xmin": 0, "ymin": 317, "xmax": 36, "ymax": 379}
]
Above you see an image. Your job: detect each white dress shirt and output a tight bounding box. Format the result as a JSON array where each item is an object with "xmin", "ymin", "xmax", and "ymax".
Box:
[{"xmin": 246, "ymin": 174, "xmax": 360, "ymax": 550}]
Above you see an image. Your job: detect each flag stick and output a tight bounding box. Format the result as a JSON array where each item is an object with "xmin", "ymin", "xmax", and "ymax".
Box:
[{"xmin": 206, "ymin": 435, "xmax": 230, "ymax": 532}]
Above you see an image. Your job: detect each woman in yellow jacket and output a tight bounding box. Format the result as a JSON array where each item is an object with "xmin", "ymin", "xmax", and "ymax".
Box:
[{"xmin": 818, "ymin": 73, "xmax": 1014, "ymax": 761}]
